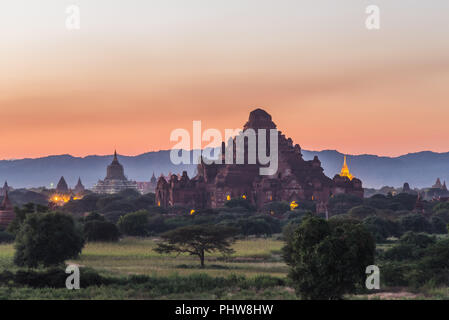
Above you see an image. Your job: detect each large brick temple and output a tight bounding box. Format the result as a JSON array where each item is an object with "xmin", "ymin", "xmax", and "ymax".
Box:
[{"xmin": 156, "ymin": 109, "xmax": 363, "ymax": 214}]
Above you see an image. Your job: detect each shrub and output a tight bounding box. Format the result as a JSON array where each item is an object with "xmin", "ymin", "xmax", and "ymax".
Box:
[
  {"xmin": 14, "ymin": 212, "xmax": 85, "ymax": 267},
  {"xmin": 381, "ymin": 243, "xmax": 418, "ymax": 261},
  {"xmin": 224, "ymin": 198, "xmax": 256, "ymax": 212},
  {"xmin": 432, "ymin": 202, "xmax": 449, "ymax": 213},
  {"xmin": 100, "ymin": 200, "xmax": 136, "ymax": 214},
  {"xmin": 328, "ymin": 194, "xmax": 363, "ymax": 215},
  {"xmin": 262, "ymin": 201, "xmax": 290, "ymax": 215},
  {"xmin": 399, "ymin": 231, "xmax": 436, "ymax": 248},
  {"xmin": 2, "ymin": 267, "xmax": 106, "ymax": 288},
  {"xmin": 431, "ymin": 216, "xmax": 447, "ymax": 234},
  {"xmin": 240, "ymin": 218, "xmax": 272, "ymax": 237},
  {"xmin": 434, "ymin": 209, "xmax": 449, "ymax": 224},
  {"xmin": 84, "ymin": 212, "xmax": 105, "ymax": 222},
  {"xmin": 393, "ymin": 193, "xmax": 418, "ymax": 211},
  {"xmin": 347, "ymin": 205, "xmax": 377, "ymax": 220},
  {"xmin": 399, "ymin": 214, "xmax": 432, "ymax": 233},
  {"xmin": 117, "ymin": 210, "xmax": 149, "ymax": 236},
  {"xmin": 83, "ymin": 220, "xmax": 119, "ymax": 242},
  {"xmin": 362, "ymin": 216, "xmax": 396, "ymax": 243},
  {"xmin": 381, "ymin": 262, "xmax": 411, "ymax": 287},
  {"xmin": 380, "ymin": 232, "xmax": 436, "ymax": 262},
  {"xmin": 0, "ymin": 231, "xmax": 15, "ymax": 243},
  {"xmin": 147, "ymin": 214, "xmax": 169, "ymax": 234}
]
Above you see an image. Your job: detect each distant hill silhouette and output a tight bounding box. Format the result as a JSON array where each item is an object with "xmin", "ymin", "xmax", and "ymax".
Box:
[{"xmin": 0, "ymin": 150, "xmax": 448, "ymax": 189}]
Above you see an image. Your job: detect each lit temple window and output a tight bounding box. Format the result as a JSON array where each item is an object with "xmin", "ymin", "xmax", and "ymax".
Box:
[
  {"xmin": 226, "ymin": 195, "xmax": 231, "ymax": 201},
  {"xmin": 290, "ymin": 201, "xmax": 299, "ymax": 211},
  {"xmin": 157, "ymin": 201, "xmax": 161, "ymax": 207}
]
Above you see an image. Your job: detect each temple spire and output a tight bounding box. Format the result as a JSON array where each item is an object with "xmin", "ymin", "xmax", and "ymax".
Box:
[
  {"xmin": 1, "ymin": 181, "xmax": 8, "ymax": 196},
  {"xmin": 1, "ymin": 188, "xmax": 11, "ymax": 208},
  {"xmin": 340, "ymin": 155, "xmax": 354, "ymax": 180}
]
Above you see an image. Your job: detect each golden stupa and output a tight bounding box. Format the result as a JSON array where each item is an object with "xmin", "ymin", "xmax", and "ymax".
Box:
[{"xmin": 339, "ymin": 155, "xmax": 354, "ymax": 180}]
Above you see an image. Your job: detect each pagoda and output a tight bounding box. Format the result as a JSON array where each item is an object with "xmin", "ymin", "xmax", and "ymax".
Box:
[
  {"xmin": 92, "ymin": 150, "xmax": 138, "ymax": 194},
  {"xmin": 73, "ymin": 177, "xmax": 85, "ymax": 195},
  {"xmin": 50, "ymin": 176, "xmax": 71, "ymax": 205},
  {"xmin": 56, "ymin": 176, "xmax": 69, "ymax": 193}
]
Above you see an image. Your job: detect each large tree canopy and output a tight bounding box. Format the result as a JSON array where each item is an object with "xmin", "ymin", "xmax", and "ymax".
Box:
[
  {"xmin": 283, "ymin": 216, "xmax": 375, "ymax": 300},
  {"xmin": 14, "ymin": 212, "xmax": 85, "ymax": 267}
]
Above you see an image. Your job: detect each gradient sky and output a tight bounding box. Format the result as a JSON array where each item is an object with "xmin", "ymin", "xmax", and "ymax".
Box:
[{"xmin": 1, "ymin": 0, "xmax": 449, "ymax": 159}]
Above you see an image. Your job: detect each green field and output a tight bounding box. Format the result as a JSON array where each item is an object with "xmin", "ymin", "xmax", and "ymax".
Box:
[
  {"xmin": 68, "ymin": 237, "xmax": 288, "ymax": 278},
  {"xmin": 0, "ymin": 236, "xmax": 297, "ymax": 299},
  {"xmin": 2, "ymin": 237, "xmax": 449, "ymax": 300}
]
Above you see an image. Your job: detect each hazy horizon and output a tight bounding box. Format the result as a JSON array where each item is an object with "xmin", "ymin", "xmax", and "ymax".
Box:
[{"xmin": 2, "ymin": 147, "xmax": 449, "ymax": 162}]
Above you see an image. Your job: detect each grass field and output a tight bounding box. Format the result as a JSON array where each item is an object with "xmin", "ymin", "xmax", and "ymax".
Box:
[
  {"xmin": 65, "ymin": 237, "xmax": 288, "ymax": 278},
  {"xmin": 0, "ymin": 236, "xmax": 296, "ymax": 299},
  {"xmin": 2, "ymin": 237, "xmax": 449, "ymax": 300}
]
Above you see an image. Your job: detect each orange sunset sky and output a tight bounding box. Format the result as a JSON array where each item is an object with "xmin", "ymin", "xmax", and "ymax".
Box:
[{"xmin": 1, "ymin": 0, "xmax": 449, "ymax": 159}]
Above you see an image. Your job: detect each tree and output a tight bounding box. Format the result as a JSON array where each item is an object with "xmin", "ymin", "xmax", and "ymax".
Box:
[
  {"xmin": 431, "ymin": 216, "xmax": 447, "ymax": 234},
  {"xmin": 14, "ymin": 212, "xmax": 84, "ymax": 267},
  {"xmin": 224, "ymin": 198, "xmax": 256, "ymax": 212},
  {"xmin": 362, "ymin": 216, "xmax": 400, "ymax": 242},
  {"xmin": 117, "ymin": 210, "xmax": 149, "ymax": 236},
  {"xmin": 328, "ymin": 194, "xmax": 363, "ymax": 215},
  {"xmin": 399, "ymin": 231, "xmax": 436, "ymax": 248},
  {"xmin": 399, "ymin": 213, "xmax": 432, "ymax": 233},
  {"xmin": 283, "ymin": 216, "xmax": 375, "ymax": 299},
  {"xmin": 7, "ymin": 202, "xmax": 48, "ymax": 235},
  {"xmin": 0, "ymin": 231, "xmax": 14, "ymax": 244},
  {"xmin": 83, "ymin": 220, "xmax": 119, "ymax": 242},
  {"xmin": 347, "ymin": 205, "xmax": 377, "ymax": 220},
  {"xmin": 84, "ymin": 212, "xmax": 105, "ymax": 222},
  {"xmin": 262, "ymin": 201, "xmax": 290, "ymax": 215},
  {"xmin": 155, "ymin": 225, "xmax": 238, "ymax": 267}
]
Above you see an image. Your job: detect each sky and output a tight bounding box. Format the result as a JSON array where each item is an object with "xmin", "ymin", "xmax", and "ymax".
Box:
[{"xmin": 1, "ymin": 0, "xmax": 449, "ymax": 159}]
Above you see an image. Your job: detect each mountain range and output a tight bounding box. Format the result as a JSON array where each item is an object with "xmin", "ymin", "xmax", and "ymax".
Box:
[{"xmin": 0, "ymin": 150, "xmax": 447, "ymax": 189}]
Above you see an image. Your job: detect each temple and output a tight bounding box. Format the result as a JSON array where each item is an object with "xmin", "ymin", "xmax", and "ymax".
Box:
[
  {"xmin": 73, "ymin": 177, "xmax": 86, "ymax": 195},
  {"xmin": 56, "ymin": 176, "xmax": 69, "ymax": 193},
  {"xmin": 49, "ymin": 176, "xmax": 86, "ymax": 206},
  {"xmin": 92, "ymin": 150, "xmax": 138, "ymax": 194},
  {"xmin": 156, "ymin": 109, "xmax": 363, "ymax": 214},
  {"xmin": 50, "ymin": 176, "xmax": 72, "ymax": 205},
  {"xmin": 136, "ymin": 172, "xmax": 158, "ymax": 194},
  {"xmin": 426, "ymin": 177, "xmax": 449, "ymax": 200},
  {"xmin": 0, "ymin": 189, "xmax": 15, "ymax": 228}
]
